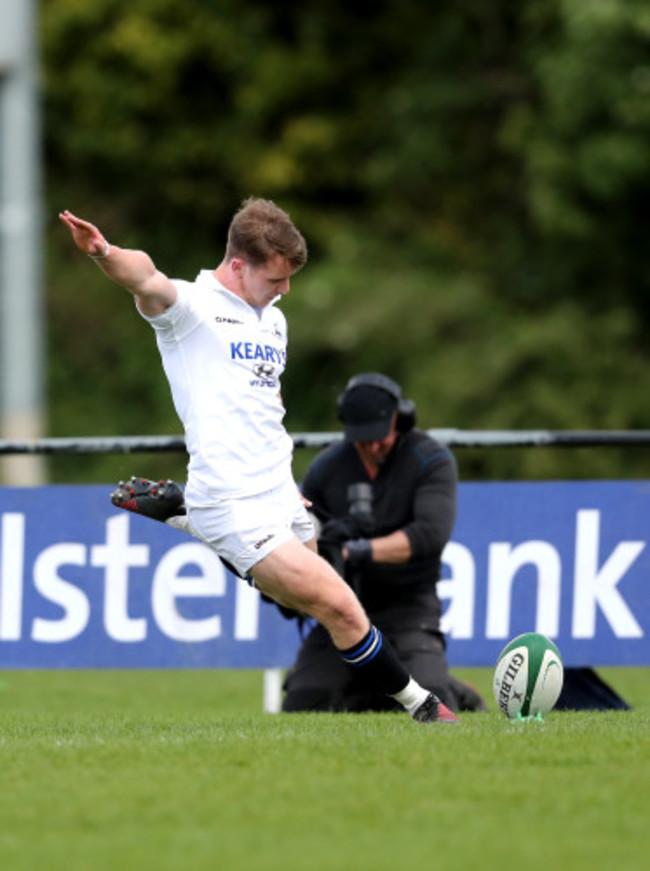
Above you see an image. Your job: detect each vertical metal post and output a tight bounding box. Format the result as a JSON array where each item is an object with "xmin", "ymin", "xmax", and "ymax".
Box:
[{"xmin": 0, "ymin": 0, "xmax": 46, "ymax": 484}]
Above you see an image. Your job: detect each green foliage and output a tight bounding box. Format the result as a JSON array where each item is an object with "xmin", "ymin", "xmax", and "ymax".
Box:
[{"xmin": 41, "ymin": 0, "xmax": 650, "ymax": 483}]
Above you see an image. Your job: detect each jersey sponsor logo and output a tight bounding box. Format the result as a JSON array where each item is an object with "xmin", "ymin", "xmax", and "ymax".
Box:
[
  {"xmin": 215, "ymin": 316, "xmax": 244, "ymax": 325},
  {"xmin": 250, "ymin": 364, "xmax": 277, "ymax": 387},
  {"xmin": 230, "ymin": 341, "xmax": 286, "ymax": 366},
  {"xmin": 253, "ymin": 362, "xmax": 275, "ymax": 379}
]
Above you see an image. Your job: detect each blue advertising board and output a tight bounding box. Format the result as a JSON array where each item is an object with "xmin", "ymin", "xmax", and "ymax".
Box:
[
  {"xmin": 441, "ymin": 481, "xmax": 649, "ymax": 667},
  {"xmin": 0, "ymin": 486, "xmax": 300, "ymax": 669},
  {"xmin": 0, "ymin": 482, "xmax": 648, "ymax": 669}
]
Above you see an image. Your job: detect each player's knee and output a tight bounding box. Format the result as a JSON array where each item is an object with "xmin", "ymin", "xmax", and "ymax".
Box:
[{"xmin": 309, "ymin": 582, "xmax": 367, "ymax": 638}]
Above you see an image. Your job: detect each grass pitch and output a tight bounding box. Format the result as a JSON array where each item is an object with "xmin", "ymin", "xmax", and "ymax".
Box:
[{"xmin": 0, "ymin": 668, "xmax": 647, "ymax": 870}]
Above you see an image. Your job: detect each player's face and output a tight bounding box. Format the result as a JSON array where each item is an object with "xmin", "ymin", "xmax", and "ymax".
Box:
[{"xmin": 234, "ymin": 254, "xmax": 298, "ymax": 307}]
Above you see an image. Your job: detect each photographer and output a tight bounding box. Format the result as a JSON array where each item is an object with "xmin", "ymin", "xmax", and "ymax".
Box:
[{"xmin": 282, "ymin": 373, "xmax": 487, "ymax": 713}]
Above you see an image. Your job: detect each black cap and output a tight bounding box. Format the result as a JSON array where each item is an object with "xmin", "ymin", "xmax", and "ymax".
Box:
[{"xmin": 339, "ymin": 385, "xmax": 398, "ymax": 442}]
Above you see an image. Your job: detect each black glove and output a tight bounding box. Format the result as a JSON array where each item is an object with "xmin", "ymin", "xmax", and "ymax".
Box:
[
  {"xmin": 319, "ymin": 516, "xmax": 364, "ymax": 545},
  {"xmin": 344, "ymin": 538, "xmax": 373, "ymax": 569}
]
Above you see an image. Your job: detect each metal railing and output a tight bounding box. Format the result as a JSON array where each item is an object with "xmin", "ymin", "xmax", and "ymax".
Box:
[{"xmin": 1, "ymin": 429, "xmax": 650, "ymax": 456}]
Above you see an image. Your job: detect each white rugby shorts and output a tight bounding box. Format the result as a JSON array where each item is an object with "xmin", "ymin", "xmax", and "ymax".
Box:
[{"xmin": 186, "ymin": 477, "xmax": 315, "ymax": 578}]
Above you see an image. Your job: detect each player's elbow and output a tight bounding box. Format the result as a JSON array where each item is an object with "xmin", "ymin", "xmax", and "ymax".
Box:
[{"xmin": 131, "ymin": 271, "xmax": 177, "ymax": 314}]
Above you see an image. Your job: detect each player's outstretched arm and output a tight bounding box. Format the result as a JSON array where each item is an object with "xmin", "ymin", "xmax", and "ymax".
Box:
[{"xmin": 58, "ymin": 210, "xmax": 177, "ymax": 317}]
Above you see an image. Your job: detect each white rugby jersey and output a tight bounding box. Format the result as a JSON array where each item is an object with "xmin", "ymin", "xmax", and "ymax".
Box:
[{"xmin": 140, "ymin": 269, "xmax": 294, "ymax": 501}]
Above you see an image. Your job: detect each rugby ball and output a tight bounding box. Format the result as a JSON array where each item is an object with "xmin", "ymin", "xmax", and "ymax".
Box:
[{"xmin": 493, "ymin": 632, "xmax": 564, "ymax": 719}]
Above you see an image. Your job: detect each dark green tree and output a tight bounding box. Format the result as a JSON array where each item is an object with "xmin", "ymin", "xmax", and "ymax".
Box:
[{"xmin": 42, "ymin": 0, "xmax": 650, "ymax": 483}]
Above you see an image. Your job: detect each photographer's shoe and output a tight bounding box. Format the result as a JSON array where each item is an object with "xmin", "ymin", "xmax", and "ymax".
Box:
[
  {"xmin": 412, "ymin": 693, "xmax": 459, "ymax": 724},
  {"xmin": 111, "ymin": 476, "xmax": 186, "ymax": 522}
]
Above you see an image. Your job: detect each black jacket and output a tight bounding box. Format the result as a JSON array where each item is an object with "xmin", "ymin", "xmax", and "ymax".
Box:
[{"xmin": 301, "ymin": 429, "xmax": 457, "ymax": 614}]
